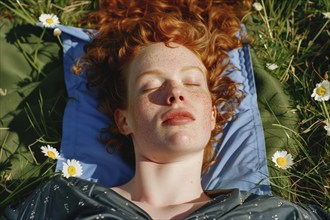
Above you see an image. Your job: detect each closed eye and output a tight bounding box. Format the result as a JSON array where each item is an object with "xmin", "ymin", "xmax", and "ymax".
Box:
[
  {"xmin": 184, "ymin": 80, "xmax": 201, "ymax": 86},
  {"xmin": 183, "ymin": 74, "xmax": 203, "ymax": 87},
  {"xmin": 185, "ymin": 83, "xmax": 200, "ymax": 86},
  {"xmin": 142, "ymin": 87, "xmax": 160, "ymax": 92},
  {"xmin": 140, "ymin": 79, "xmax": 163, "ymax": 92},
  {"xmin": 141, "ymin": 83, "xmax": 163, "ymax": 92}
]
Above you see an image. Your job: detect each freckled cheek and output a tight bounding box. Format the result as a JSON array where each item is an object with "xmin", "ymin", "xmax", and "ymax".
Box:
[
  {"xmin": 196, "ymin": 93, "xmax": 214, "ymax": 128},
  {"xmin": 132, "ymin": 98, "xmax": 158, "ymax": 128}
]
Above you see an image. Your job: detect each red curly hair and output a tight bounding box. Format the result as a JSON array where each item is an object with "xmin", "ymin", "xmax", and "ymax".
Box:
[{"xmin": 79, "ymin": 0, "xmax": 251, "ymax": 172}]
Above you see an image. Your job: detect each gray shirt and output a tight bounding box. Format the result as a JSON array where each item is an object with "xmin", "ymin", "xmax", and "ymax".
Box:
[{"xmin": 3, "ymin": 175, "xmax": 329, "ymax": 219}]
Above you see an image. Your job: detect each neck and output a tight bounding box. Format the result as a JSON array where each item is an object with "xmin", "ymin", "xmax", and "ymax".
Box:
[{"xmin": 121, "ymin": 153, "xmax": 206, "ymax": 207}]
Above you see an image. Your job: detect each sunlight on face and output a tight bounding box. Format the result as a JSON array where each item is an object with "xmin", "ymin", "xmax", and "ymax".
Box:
[{"xmin": 116, "ymin": 43, "xmax": 216, "ymax": 163}]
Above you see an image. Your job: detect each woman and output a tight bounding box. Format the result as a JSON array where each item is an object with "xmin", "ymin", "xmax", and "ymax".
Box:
[{"xmin": 5, "ymin": 0, "xmax": 329, "ymax": 219}]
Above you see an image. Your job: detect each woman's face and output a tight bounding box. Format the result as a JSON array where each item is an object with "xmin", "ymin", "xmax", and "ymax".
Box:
[{"xmin": 115, "ymin": 43, "xmax": 216, "ymax": 163}]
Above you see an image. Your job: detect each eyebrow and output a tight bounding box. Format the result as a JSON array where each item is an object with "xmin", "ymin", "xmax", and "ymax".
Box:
[
  {"xmin": 181, "ymin": 65, "xmax": 206, "ymax": 74},
  {"xmin": 136, "ymin": 65, "xmax": 206, "ymax": 81}
]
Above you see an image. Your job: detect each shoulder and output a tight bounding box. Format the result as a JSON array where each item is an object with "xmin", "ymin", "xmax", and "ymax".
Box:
[
  {"xmin": 204, "ymin": 189, "xmax": 328, "ymax": 219},
  {"xmin": 25, "ymin": 175, "xmax": 100, "ymax": 198},
  {"xmin": 234, "ymin": 191, "xmax": 329, "ymax": 220},
  {"xmin": 10, "ymin": 176, "xmax": 107, "ymax": 219},
  {"xmin": 50, "ymin": 174, "xmax": 99, "ymax": 192}
]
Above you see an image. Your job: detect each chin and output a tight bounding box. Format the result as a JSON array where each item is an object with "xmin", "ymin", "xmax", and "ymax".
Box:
[{"xmin": 165, "ymin": 133, "xmax": 208, "ymax": 151}]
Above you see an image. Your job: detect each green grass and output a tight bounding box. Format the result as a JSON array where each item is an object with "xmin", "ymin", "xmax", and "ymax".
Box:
[
  {"xmin": 0, "ymin": 0, "xmax": 329, "ymax": 212},
  {"xmin": 249, "ymin": 0, "xmax": 330, "ymax": 210},
  {"xmin": 0, "ymin": 0, "xmax": 96, "ymax": 26}
]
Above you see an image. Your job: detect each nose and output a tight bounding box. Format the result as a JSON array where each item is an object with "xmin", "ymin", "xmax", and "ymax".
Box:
[{"xmin": 165, "ymin": 82, "xmax": 185, "ymax": 105}]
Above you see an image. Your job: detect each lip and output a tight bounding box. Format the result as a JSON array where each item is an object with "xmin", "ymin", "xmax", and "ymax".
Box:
[{"xmin": 162, "ymin": 109, "xmax": 195, "ymax": 125}]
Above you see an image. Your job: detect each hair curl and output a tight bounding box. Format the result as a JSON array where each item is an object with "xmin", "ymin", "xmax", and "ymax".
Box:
[{"xmin": 79, "ymin": 0, "xmax": 251, "ymax": 172}]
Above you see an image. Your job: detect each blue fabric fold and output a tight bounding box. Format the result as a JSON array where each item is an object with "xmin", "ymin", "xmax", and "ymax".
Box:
[{"xmin": 56, "ymin": 25, "xmax": 133, "ymax": 186}]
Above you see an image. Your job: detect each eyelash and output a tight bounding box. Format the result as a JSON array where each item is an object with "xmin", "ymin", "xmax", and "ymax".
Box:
[
  {"xmin": 142, "ymin": 87, "xmax": 158, "ymax": 92},
  {"xmin": 141, "ymin": 85, "xmax": 161, "ymax": 92},
  {"xmin": 185, "ymin": 83, "xmax": 200, "ymax": 86},
  {"xmin": 141, "ymin": 80, "xmax": 201, "ymax": 92}
]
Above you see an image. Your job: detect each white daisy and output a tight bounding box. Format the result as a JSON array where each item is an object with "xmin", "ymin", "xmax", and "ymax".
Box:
[
  {"xmin": 62, "ymin": 159, "xmax": 83, "ymax": 178},
  {"xmin": 272, "ymin": 150, "xmax": 294, "ymax": 170},
  {"xmin": 311, "ymin": 80, "xmax": 330, "ymax": 101},
  {"xmin": 39, "ymin": 13, "xmax": 60, "ymax": 28},
  {"xmin": 253, "ymin": 2, "xmax": 263, "ymax": 12},
  {"xmin": 266, "ymin": 63, "xmax": 279, "ymax": 71},
  {"xmin": 324, "ymin": 119, "xmax": 330, "ymax": 136},
  {"xmin": 41, "ymin": 145, "xmax": 61, "ymax": 160},
  {"xmin": 322, "ymin": 12, "xmax": 330, "ymax": 19},
  {"xmin": 53, "ymin": 28, "xmax": 62, "ymax": 37}
]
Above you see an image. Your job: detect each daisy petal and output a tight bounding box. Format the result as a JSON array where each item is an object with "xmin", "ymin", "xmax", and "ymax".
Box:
[
  {"xmin": 311, "ymin": 80, "xmax": 330, "ymax": 102},
  {"xmin": 322, "ymin": 12, "xmax": 330, "ymax": 19},
  {"xmin": 40, "ymin": 145, "xmax": 61, "ymax": 160},
  {"xmin": 272, "ymin": 150, "xmax": 294, "ymax": 170},
  {"xmin": 39, "ymin": 13, "xmax": 60, "ymax": 28},
  {"xmin": 62, "ymin": 159, "xmax": 83, "ymax": 178}
]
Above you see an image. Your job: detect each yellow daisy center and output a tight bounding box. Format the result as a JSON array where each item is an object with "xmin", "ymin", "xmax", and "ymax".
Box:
[
  {"xmin": 316, "ymin": 86, "xmax": 326, "ymax": 96},
  {"xmin": 47, "ymin": 151, "xmax": 56, "ymax": 159},
  {"xmin": 276, "ymin": 157, "xmax": 287, "ymax": 167},
  {"xmin": 67, "ymin": 165, "xmax": 77, "ymax": 176},
  {"xmin": 46, "ymin": 18, "xmax": 54, "ymax": 24}
]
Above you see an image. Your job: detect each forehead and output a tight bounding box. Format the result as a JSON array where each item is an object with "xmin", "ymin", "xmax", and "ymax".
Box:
[{"xmin": 128, "ymin": 42, "xmax": 205, "ymax": 78}]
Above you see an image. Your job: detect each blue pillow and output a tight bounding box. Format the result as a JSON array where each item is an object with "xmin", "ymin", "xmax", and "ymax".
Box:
[{"xmin": 55, "ymin": 25, "xmax": 271, "ymax": 195}]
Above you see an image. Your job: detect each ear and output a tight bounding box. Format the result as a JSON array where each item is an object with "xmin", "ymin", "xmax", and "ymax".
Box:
[
  {"xmin": 114, "ymin": 109, "xmax": 132, "ymax": 135},
  {"xmin": 211, "ymin": 105, "xmax": 217, "ymax": 130}
]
